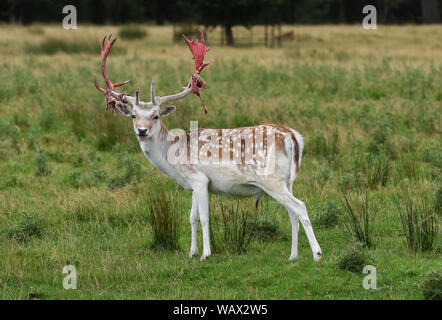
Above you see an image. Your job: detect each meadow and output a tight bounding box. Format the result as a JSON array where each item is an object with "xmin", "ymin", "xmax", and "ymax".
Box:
[{"xmin": 0, "ymin": 24, "xmax": 440, "ymax": 299}]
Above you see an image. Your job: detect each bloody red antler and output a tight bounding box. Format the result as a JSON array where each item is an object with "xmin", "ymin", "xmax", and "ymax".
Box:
[
  {"xmin": 183, "ymin": 30, "xmax": 210, "ymax": 114},
  {"xmin": 93, "ymin": 34, "xmax": 130, "ymax": 112}
]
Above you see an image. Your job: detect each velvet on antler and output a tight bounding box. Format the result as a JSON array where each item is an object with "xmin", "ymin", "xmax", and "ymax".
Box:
[
  {"xmin": 183, "ymin": 31, "xmax": 210, "ymax": 114},
  {"xmin": 93, "ymin": 34, "xmax": 130, "ymax": 114}
]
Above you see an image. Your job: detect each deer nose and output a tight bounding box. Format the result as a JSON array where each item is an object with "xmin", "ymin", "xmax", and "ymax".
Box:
[{"xmin": 138, "ymin": 128, "xmax": 148, "ymax": 136}]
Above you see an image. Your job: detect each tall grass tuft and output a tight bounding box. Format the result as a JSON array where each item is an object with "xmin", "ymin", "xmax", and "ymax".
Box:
[
  {"xmin": 146, "ymin": 181, "xmax": 182, "ymax": 250},
  {"xmin": 210, "ymin": 200, "xmax": 255, "ymax": 255},
  {"xmin": 35, "ymin": 150, "xmax": 50, "ymax": 177},
  {"xmin": 366, "ymin": 154, "xmax": 390, "ymax": 189},
  {"xmin": 342, "ymin": 191, "xmax": 378, "ymax": 248},
  {"xmin": 394, "ymin": 196, "xmax": 439, "ymax": 253}
]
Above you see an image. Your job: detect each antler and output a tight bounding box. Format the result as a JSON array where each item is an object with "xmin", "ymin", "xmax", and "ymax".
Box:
[
  {"xmin": 94, "ymin": 32, "xmax": 211, "ymax": 114},
  {"xmin": 183, "ymin": 30, "xmax": 210, "ymax": 114},
  {"xmin": 93, "ymin": 34, "xmax": 130, "ymax": 113}
]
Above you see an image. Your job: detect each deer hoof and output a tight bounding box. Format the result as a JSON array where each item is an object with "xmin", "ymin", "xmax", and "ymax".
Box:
[
  {"xmin": 313, "ymin": 251, "xmax": 322, "ymax": 262},
  {"xmin": 289, "ymin": 255, "xmax": 298, "ymax": 261}
]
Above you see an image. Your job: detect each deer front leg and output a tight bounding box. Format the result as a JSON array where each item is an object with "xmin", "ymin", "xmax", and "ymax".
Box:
[
  {"xmin": 193, "ymin": 182, "xmax": 211, "ymax": 260},
  {"xmin": 189, "ymin": 193, "xmax": 199, "ymax": 258}
]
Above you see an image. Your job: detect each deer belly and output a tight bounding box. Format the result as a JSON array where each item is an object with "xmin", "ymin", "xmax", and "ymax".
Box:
[{"xmin": 208, "ymin": 180, "xmax": 261, "ymax": 197}]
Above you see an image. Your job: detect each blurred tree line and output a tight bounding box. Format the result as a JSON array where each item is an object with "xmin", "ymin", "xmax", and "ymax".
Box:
[{"xmin": 0, "ymin": 0, "xmax": 440, "ymax": 45}]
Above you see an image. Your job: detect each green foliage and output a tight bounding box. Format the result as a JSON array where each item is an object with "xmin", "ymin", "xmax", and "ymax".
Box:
[
  {"xmin": 3, "ymin": 212, "xmax": 43, "ymax": 244},
  {"xmin": 248, "ymin": 216, "xmax": 283, "ymax": 242},
  {"xmin": 146, "ymin": 180, "xmax": 182, "ymax": 250},
  {"xmin": 395, "ymin": 195, "xmax": 439, "ymax": 253},
  {"xmin": 26, "ymin": 38, "xmax": 125, "ymax": 55},
  {"xmin": 210, "ymin": 200, "xmax": 255, "ymax": 255},
  {"xmin": 35, "ymin": 150, "xmax": 50, "ymax": 177},
  {"xmin": 337, "ymin": 242, "xmax": 374, "ymax": 273},
  {"xmin": 421, "ymin": 272, "xmax": 442, "ymax": 300},
  {"xmin": 119, "ymin": 25, "xmax": 148, "ymax": 40},
  {"xmin": 314, "ymin": 201, "xmax": 342, "ymax": 228},
  {"xmin": 342, "ymin": 191, "xmax": 378, "ymax": 248}
]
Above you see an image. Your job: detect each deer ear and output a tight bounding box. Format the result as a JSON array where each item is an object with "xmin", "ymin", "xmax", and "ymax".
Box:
[
  {"xmin": 114, "ymin": 101, "xmax": 132, "ymax": 117},
  {"xmin": 159, "ymin": 105, "xmax": 176, "ymax": 117}
]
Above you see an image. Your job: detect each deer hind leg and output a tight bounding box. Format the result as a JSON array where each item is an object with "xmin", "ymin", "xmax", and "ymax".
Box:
[
  {"xmin": 189, "ymin": 192, "xmax": 199, "ymax": 258},
  {"xmin": 265, "ymin": 186, "xmax": 322, "ymax": 261},
  {"xmin": 193, "ymin": 182, "xmax": 211, "ymax": 260}
]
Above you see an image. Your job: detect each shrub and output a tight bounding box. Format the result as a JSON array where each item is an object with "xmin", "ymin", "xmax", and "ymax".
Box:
[
  {"xmin": 146, "ymin": 180, "xmax": 182, "ymax": 250},
  {"xmin": 119, "ymin": 25, "xmax": 147, "ymax": 40},
  {"xmin": 337, "ymin": 242, "xmax": 374, "ymax": 273},
  {"xmin": 315, "ymin": 201, "xmax": 342, "ymax": 228},
  {"xmin": 3, "ymin": 212, "xmax": 43, "ymax": 244},
  {"xmin": 342, "ymin": 191, "xmax": 378, "ymax": 248},
  {"xmin": 35, "ymin": 150, "xmax": 50, "ymax": 177},
  {"xmin": 421, "ymin": 272, "xmax": 442, "ymax": 300},
  {"xmin": 395, "ymin": 196, "xmax": 438, "ymax": 253}
]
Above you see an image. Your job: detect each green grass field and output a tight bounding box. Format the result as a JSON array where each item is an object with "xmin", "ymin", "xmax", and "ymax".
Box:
[{"xmin": 0, "ymin": 24, "xmax": 440, "ymax": 299}]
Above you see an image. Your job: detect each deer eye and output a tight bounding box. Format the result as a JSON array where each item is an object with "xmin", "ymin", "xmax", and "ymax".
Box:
[{"xmin": 153, "ymin": 115, "xmax": 159, "ymax": 120}]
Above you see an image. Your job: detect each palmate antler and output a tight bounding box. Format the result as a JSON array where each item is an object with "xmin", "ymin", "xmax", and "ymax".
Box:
[{"xmin": 94, "ymin": 32, "xmax": 210, "ymax": 114}]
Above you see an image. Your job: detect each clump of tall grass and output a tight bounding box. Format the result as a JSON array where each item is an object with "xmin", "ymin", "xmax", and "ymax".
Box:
[
  {"xmin": 337, "ymin": 241, "xmax": 374, "ymax": 273},
  {"xmin": 366, "ymin": 154, "xmax": 390, "ymax": 189},
  {"xmin": 421, "ymin": 272, "xmax": 442, "ymax": 300},
  {"xmin": 314, "ymin": 201, "xmax": 342, "ymax": 228},
  {"xmin": 394, "ymin": 195, "xmax": 438, "ymax": 253},
  {"xmin": 210, "ymin": 200, "xmax": 255, "ymax": 255},
  {"xmin": 342, "ymin": 191, "xmax": 378, "ymax": 248},
  {"xmin": 119, "ymin": 25, "xmax": 147, "ymax": 40},
  {"xmin": 307, "ymin": 128, "xmax": 340, "ymax": 160},
  {"xmin": 35, "ymin": 150, "xmax": 50, "ymax": 177},
  {"xmin": 3, "ymin": 212, "xmax": 43, "ymax": 244},
  {"xmin": 146, "ymin": 180, "xmax": 182, "ymax": 250}
]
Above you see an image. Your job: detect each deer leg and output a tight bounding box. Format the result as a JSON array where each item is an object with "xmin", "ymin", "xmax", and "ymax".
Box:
[
  {"xmin": 288, "ymin": 213, "xmax": 299, "ymax": 260},
  {"xmin": 194, "ymin": 183, "xmax": 211, "ymax": 260},
  {"xmin": 189, "ymin": 192, "xmax": 199, "ymax": 258},
  {"xmin": 265, "ymin": 187, "xmax": 322, "ymax": 261}
]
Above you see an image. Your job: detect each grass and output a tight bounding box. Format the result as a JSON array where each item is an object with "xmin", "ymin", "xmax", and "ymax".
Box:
[
  {"xmin": 0, "ymin": 24, "xmax": 441, "ymax": 299},
  {"xmin": 395, "ymin": 194, "xmax": 439, "ymax": 253}
]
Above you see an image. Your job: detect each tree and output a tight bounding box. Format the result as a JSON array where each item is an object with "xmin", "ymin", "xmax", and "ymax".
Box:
[
  {"xmin": 421, "ymin": 0, "xmax": 440, "ymax": 23},
  {"xmin": 193, "ymin": 0, "xmax": 282, "ymax": 46}
]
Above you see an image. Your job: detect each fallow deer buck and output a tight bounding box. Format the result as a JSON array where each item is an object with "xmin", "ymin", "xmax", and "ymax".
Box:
[{"xmin": 94, "ymin": 32, "xmax": 322, "ymax": 261}]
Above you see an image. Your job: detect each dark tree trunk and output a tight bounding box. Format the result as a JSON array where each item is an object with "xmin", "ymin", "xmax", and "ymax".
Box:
[
  {"xmin": 225, "ymin": 24, "xmax": 234, "ymax": 46},
  {"xmin": 421, "ymin": 0, "xmax": 440, "ymax": 23}
]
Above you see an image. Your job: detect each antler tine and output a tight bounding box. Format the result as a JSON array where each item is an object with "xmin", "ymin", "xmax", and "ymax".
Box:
[
  {"xmin": 135, "ymin": 88, "xmax": 140, "ymax": 105},
  {"xmin": 150, "ymin": 81, "xmax": 156, "ymax": 104}
]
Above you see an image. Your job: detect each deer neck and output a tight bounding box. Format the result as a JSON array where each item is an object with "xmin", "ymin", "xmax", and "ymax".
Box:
[{"xmin": 138, "ymin": 121, "xmax": 177, "ymax": 177}]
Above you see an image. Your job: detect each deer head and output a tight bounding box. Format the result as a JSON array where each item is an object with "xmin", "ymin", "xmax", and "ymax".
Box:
[{"xmin": 93, "ymin": 32, "xmax": 210, "ymax": 139}]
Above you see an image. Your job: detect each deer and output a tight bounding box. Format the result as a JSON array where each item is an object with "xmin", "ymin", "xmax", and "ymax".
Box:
[{"xmin": 93, "ymin": 32, "xmax": 322, "ymax": 262}]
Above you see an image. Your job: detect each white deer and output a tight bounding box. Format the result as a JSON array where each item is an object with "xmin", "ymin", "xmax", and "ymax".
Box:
[{"xmin": 94, "ymin": 33, "xmax": 322, "ymax": 261}]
